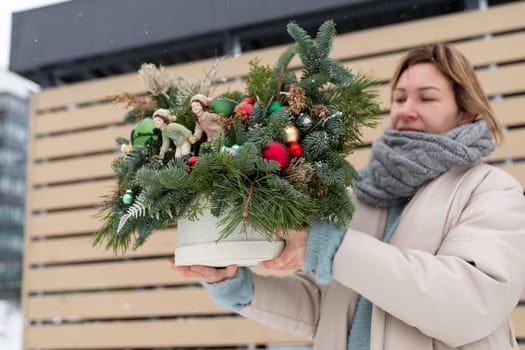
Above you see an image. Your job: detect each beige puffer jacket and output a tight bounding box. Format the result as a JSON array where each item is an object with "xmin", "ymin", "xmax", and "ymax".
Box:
[{"xmin": 240, "ymin": 163, "xmax": 525, "ymax": 349}]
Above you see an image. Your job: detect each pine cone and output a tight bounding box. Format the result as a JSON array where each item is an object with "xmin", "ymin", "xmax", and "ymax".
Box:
[{"xmin": 286, "ymin": 85, "xmax": 306, "ymax": 115}]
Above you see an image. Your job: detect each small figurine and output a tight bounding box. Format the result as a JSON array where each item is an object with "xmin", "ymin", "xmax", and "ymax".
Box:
[
  {"xmin": 152, "ymin": 109, "xmax": 192, "ymax": 159},
  {"xmin": 189, "ymin": 94, "xmax": 223, "ymax": 144}
]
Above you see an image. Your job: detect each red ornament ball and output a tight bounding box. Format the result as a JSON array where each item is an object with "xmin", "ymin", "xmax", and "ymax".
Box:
[
  {"xmin": 288, "ymin": 142, "xmax": 303, "ymax": 157},
  {"xmin": 241, "ymin": 97, "xmax": 255, "ymax": 104},
  {"xmin": 234, "ymin": 102, "xmax": 253, "ymax": 117},
  {"xmin": 262, "ymin": 141, "xmax": 290, "ymax": 170}
]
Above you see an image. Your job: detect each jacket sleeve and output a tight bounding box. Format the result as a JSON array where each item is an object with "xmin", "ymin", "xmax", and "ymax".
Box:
[
  {"xmin": 239, "ymin": 272, "xmax": 322, "ymax": 339},
  {"xmin": 332, "ymin": 169, "xmax": 525, "ymax": 347}
]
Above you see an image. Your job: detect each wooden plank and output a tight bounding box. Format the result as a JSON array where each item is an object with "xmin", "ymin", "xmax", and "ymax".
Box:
[
  {"xmin": 28, "ymin": 208, "xmax": 101, "ymax": 237},
  {"xmin": 361, "ymin": 115, "xmax": 389, "ymax": 145},
  {"xmin": 25, "ymin": 258, "xmax": 193, "ymax": 292},
  {"xmin": 478, "ymin": 62, "xmax": 525, "ymax": 98},
  {"xmin": 24, "ymin": 317, "xmax": 310, "ymax": 349},
  {"xmin": 347, "ymin": 148, "xmax": 370, "ymax": 172},
  {"xmin": 34, "ymin": 103, "xmax": 126, "ymax": 135},
  {"xmin": 30, "ymin": 179, "xmax": 114, "ymax": 211},
  {"xmin": 492, "ymin": 96, "xmax": 525, "ymax": 127},
  {"xmin": 331, "ymin": 1, "xmax": 525, "ymax": 61},
  {"xmin": 25, "ymin": 258, "xmax": 291, "ymax": 293},
  {"xmin": 33, "ymin": 124, "xmax": 131, "ymax": 160},
  {"xmin": 26, "ymin": 287, "xmax": 224, "ymax": 320},
  {"xmin": 498, "ymin": 162, "xmax": 525, "ymax": 190},
  {"xmin": 486, "ymin": 129, "xmax": 525, "ymax": 162},
  {"xmin": 32, "ymin": 2, "xmax": 525, "ymax": 111},
  {"xmin": 32, "ymin": 153, "xmax": 116, "ymax": 185},
  {"xmin": 346, "ymin": 31, "xmax": 525, "ymax": 82},
  {"xmin": 456, "ymin": 31, "xmax": 525, "ymax": 67},
  {"xmin": 512, "ymin": 306, "xmax": 525, "ymax": 338},
  {"xmin": 27, "ymin": 229, "xmax": 176, "ymax": 264}
]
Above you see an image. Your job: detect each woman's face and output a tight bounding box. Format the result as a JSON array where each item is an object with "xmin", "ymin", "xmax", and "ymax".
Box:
[
  {"xmin": 153, "ymin": 116, "xmax": 165, "ymax": 129},
  {"xmin": 390, "ymin": 63, "xmax": 472, "ymax": 134},
  {"xmin": 191, "ymin": 101, "xmax": 203, "ymax": 114}
]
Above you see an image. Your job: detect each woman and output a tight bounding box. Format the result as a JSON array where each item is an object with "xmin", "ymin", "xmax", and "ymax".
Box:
[{"xmin": 170, "ymin": 44, "xmax": 525, "ymax": 349}]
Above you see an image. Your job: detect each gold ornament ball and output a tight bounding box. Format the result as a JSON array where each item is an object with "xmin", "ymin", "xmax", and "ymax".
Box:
[
  {"xmin": 120, "ymin": 144, "xmax": 132, "ymax": 153},
  {"xmin": 284, "ymin": 125, "xmax": 300, "ymax": 143}
]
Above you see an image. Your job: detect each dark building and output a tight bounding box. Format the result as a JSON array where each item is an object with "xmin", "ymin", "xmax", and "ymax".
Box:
[{"xmin": 9, "ymin": 0, "xmax": 519, "ymax": 88}]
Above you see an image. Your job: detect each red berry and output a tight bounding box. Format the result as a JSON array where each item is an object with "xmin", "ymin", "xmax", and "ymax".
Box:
[
  {"xmin": 262, "ymin": 141, "xmax": 290, "ymax": 170},
  {"xmin": 187, "ymin": 156, "xmax": 198, "ymax": 166},
  {"xmin": 288, "ymin": 142, "xmax": 303, "ymax": 157}
]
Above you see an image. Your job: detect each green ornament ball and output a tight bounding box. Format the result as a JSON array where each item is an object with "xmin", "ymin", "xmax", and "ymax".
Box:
[
  {"xmin": 131, "ymin": 118, "xmax": 159, "ymax": 146},
  {"xmin": 209, "ymin": 97, "xmax": 237, "ymax": 117},
  {"xmin": 122, "ymin": 190, "xmax": 135, "ymax": 205},
  {"xmin": 268, "ymin": 101, "xmax": 282, "ymax": 114}
]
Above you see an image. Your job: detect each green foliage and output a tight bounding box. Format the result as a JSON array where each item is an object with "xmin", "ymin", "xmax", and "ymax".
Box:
[
  {"xmin": 93, "ymin": 20, "xmax": 381, "ymax": 254},
  {"xmin": 245, "ymin": 59, "xmax": 273, "ymax": 105}
]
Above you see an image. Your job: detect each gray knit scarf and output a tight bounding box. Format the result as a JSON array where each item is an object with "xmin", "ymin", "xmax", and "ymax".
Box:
[{"xmin": 354, "ymin": 120, "xmax": 495, "ymax": 207}]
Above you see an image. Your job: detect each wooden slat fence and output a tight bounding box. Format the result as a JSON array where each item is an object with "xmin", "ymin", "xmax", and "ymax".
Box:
[{"xmin": 23, "ymin": 2, "xmax": 525, "ymax": 349}]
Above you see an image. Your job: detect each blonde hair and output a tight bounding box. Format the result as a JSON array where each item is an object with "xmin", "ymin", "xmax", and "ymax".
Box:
[{"xmin": 390, "ymin": 43, "xmax": 503, "ymax": 144}]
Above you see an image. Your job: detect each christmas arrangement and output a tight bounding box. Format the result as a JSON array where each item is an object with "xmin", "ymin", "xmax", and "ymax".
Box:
[{"xmin": 93, "ymin": 20, "xmax": 381, "ymax": 254}]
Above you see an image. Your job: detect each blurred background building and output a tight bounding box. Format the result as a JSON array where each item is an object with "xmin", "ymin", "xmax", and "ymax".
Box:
[
  {"xmin": 0, "ymin": 89, "xmax": 28, "ymax": 299},
  {"xmin": 0, "ymin": 70, "xmax": 37, "ymax": 350}
]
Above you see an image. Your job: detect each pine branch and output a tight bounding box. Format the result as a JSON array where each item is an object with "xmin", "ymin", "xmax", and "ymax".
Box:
[
  {"xmin": 272, "ymin": 44, "xmax": 297, "ymax": 86},
  {"xmin": 315, "ymin": 20, "xmax": 336, "ymax": 60},
  {"xmin": 232, "ymin": 143, "xmax": 258, "ymax": 175},
  {"xmin": 287, "ymin": 22, "xmax": 316, "ymax": 74},
  {"xmin": 320, "ymin": 58, "xmax": 353, "ymax": 85}
]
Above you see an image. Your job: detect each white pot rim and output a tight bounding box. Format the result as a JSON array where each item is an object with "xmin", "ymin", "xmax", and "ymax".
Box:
[{"xmin": 175, "ymin": 240, "xmax": 284, "ymax": 267}]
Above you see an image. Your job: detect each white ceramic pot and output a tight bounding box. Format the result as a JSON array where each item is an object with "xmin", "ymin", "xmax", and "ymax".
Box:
[{"xmin": 175, "ymin": 208, "xmax": 284, "ymax": 267}]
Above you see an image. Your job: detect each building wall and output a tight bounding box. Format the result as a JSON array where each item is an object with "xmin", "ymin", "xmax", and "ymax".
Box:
[{"xmin": 22, "ymin": 2, "xmax": 525, "ymax": 349}]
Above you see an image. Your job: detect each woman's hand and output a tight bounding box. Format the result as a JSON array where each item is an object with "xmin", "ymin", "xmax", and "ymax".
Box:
[
  {"xmin": 168, "ymin": 258, "xmax": 238, "ymax": 283},
  {"xmin": 258, "ymin": 226, "xmax": 308, "ymax": 270}
]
